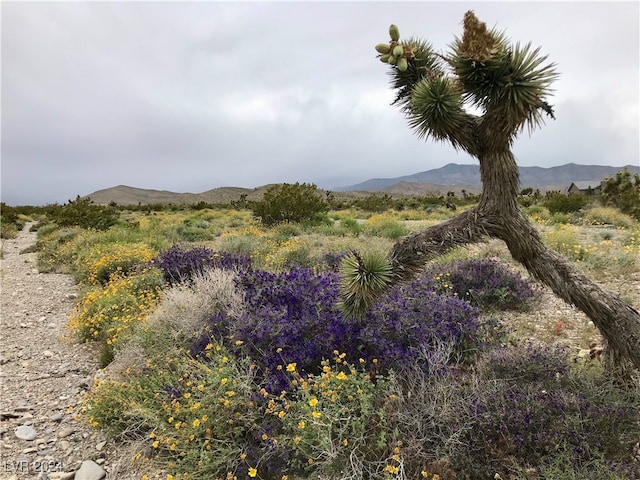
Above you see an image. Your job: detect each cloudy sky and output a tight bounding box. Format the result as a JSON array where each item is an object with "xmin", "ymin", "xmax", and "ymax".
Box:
[{"xmin": 2, "ymin": 1, "xmax": 638, "ymax": 206}]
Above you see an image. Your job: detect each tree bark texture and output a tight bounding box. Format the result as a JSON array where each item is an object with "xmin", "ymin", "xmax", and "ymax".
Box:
[{"xmin": 389, "ymin": 148, "xmax": 640, "ymax": 370}]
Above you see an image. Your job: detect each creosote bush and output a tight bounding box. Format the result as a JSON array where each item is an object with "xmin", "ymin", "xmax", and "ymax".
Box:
[
  {"xmin": 52, "ymin": 195, "xmax": 119, "ymax": 231},
  {"xmin": 543, "ymin": 192, "xmax": 588, "ymax": 214},
  {"xmin": 251, "ymin": 182, "xmax": 329, "ymax": 226},
  {"xmin": 601, "ymin": 168, "xmax": 640, "ymax": 220}
]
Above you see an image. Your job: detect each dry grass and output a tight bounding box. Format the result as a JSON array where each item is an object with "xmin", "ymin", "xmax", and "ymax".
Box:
[{"xmin": 146, "ymin": 267, "xmax": 244, "ymax": 344}]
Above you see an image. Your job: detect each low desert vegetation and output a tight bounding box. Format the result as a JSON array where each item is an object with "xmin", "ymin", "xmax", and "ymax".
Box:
[{"xmin": 23, "ymin": 192, "xmax": 639, "ymax": 480}]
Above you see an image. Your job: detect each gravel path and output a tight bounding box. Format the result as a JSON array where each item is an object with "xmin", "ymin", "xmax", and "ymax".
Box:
[{"xmin": 0, "ymin": 225, "xmax": 127, "ymax": 480}]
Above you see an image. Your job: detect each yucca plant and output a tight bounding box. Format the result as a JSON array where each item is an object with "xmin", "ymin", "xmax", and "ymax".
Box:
[
  {"xmin": 348, "ymin": 11, "xmax": 640, "ymax": 373},
  {"xmin": 339, "ymin": 250, "xmax": 392, "ymax": 319}
]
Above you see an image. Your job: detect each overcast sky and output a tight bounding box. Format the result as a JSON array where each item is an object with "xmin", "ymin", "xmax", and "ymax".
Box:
[{"xmin": 2, "ymin": 1, "xmax": 639, "ymax": 206}]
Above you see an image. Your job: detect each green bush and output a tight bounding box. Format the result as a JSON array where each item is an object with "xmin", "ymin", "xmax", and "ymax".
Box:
[
  {"xmin": 601, "ymin": 168, "xmax": 640, "ymax": 220},
  {"xmin": 354, "ymin": 193, "xmax": 397, "ymax": 213},
  {"xmin": 53, "ymin": 196, "xmax": 119, "ymax": 231},
  {"xmin": 0, "ymin": 203, "xmax": 24, "ymax": 238},
  {"xmin": 340, "ymin": 217, "xmax": 363, "ymax": 236},
  {"xmin": 251, "ymin": 183, "xmax": 329, "ymax": 226},
  {"xmin": 543, "ymin": 193, "xmax": 588, "ymax": 214}
]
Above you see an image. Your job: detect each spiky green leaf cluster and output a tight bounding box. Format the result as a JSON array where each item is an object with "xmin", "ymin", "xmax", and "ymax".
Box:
[
  {"xmin": 449, "ymin": 31, "xmax": 512, "ymax": 108},
  {"xmin": 339, "ymin": 251, "xmax": 393, "ymax": 319},
  {"xmin": 407, "ymin": 76, "xmax": 466, "ymax": 145},
  {"xmin": 388, "ymin": 38, "xmax": 445, "ymax": 111},
  {"xmin": 376, "ymin": 12, "xmax": 559, "ymax": 150}
]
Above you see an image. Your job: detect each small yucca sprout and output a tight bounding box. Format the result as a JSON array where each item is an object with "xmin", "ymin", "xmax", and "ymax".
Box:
[{"xmin": 339, "ymin": 250, "xmax": 393, "ymax": 319}]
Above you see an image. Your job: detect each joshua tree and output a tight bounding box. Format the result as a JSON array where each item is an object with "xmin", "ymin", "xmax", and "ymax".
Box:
[{"xmin": 340, "ymin": 11, "xmax": 640, "ymax": 372}]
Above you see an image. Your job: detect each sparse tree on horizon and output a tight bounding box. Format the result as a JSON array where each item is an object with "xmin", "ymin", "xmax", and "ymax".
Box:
[{"xmin": 340, "ymin": 11, "xmax": 640, "ymax": 373}]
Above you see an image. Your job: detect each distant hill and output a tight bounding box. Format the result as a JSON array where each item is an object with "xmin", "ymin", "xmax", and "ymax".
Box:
[
  {"xmin": 337, "ymin": 163, "xmax": 640, "ymax": 193},
  {"xmin": 84, "ymin": 184, "xmax": 273, "ymax": 206},
  {"xmin": 83, "ymin": 184, "xmax": 371, "ymax": 206}
]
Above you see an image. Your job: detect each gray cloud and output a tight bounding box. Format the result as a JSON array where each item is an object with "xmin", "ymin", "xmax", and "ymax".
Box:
[{"xmin": 2, "ymin": 1, "xmax": 638, "ymax": 205}]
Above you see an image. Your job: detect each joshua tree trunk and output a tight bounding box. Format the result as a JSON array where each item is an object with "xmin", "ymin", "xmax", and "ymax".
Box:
[
  {"xmin": 389, "ymin": 150, "xmax": 640, "ymax": 371},
  {"xmin": 342, "ymin": 11, "xmax": 640, "ymax": 372}
]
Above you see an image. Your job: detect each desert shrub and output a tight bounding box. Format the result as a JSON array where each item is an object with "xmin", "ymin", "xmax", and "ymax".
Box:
[
  {"xmin": 601, "ymin": 168, "xmax": 640, "ymax": 220},
  {"xmin": 477, "ymin": 341, "xmax": 570, "ymax": 385},
  {"xmin": 390, "ymin": 343, "xmax": 640, "ymax": 480},
  {"xmin": 321, "ymin": 250, "xmax": 350, "ymax": 272},
  {"xmin": 251, "ymin": 182, "xmax": 329, "ymax": 226},
  {"xmin": 623, "ymin": 226, "xmax": 640, "ymax": 256},
  {"xmin": 582, "ymin": 206, "xmax": 634, "ymax": 227},
  {"xmin": 524, "ymin": 204, "xmax": 551, "ymax": 224},
  {"xmin": 192, "ymin": 267, "xmax": 482, "ymax": 392},
  {"xmin": 195, "ymin": 268, "xmax": 359, "ymax": 391},
  {"xmin": 216, "ymin": 225, "xmax": 272, "ymax": 259},
  {"xmin": 261, "ymin": 354, "xmax": 394, "ymax": 479},
  {"xmin": 264, "ymin": 237, "xmax": 315, "ymax": 270},
  {"xmin": 548, "ymin": 212, "xmax": 572, "ymax": 224},
  {"xmin": 361, "ymin": 276, "xmax": 482, "ymax": 368},
  {"xmin": 543, "ymin": 192, "xmax": 588, "ymax": 214},
  {"xmin": 74, "ymin": 242, "xmax": 156, "ymax": 285},
  {"xmin": 154, "ymin": 244, "xmax": 252, "ymax": 285},
  {"xmin": 35, "ymin": 222, "xmax": 60, "ymax": 239},
  {"xmin": 338, "ymin": 217, "xmax": 362, "ymax": 236},
  {"xmin": 85, "ymin": 343, "xmax": 265, "ymax": 479},
  {"xmin": 362, "ymin": 214, "xmax": 408, "ymax": 239},
  {"xmin": 68, "ymin": 267, "xmax": 164, "ymax": 355},
  {"xmin": 354, "ymin": 193, "xmax": 397, "ymax": 212},
  {"xmin": 427, "ymin": 258, "xmax": 540, "ymax": 311},
  {"xmin": 538, "ymin": 451, "xmax": 638, "ymax": 480},
  {"xmin": 35, "ymin": 226, "xmax": 85, "ymax": 272},
  {"xmin": 0, "ymin": 223, "xmax": 19, "ymax": 239},
  {"xmin": 385, "ymin": 343, "xmax": 480, "ymax": 479},
  {"xmin": 0, "ymin": 203, "xmax": 25, "ymax": 238},
  {"xmin": 174, "ymin": 221, "xmax": 214, "ymax": 242},
  {"xmin": 272, "ymin": 222, "xmax": 304, "ymax": 239},
  {"xmin": 450, "ymin": 344, "xmax": 640, "ymax": 479},
  {"xmin": 543, "ymin": 226, "xmax": 597, "ymax": 262},
  {"xmin": 145, "ymin": 267, "xmax": 244, "ymax": 345},
  {"xmin": 53, "ymin": 195, "xmax": 119, "ymax": 231}
]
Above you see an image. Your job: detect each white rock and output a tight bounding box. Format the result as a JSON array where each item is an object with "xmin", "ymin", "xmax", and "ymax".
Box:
[
  {"xmin": 74, "ymin": 459, "xmax": 106, "ymax": 480},
  {"xmin": 50, "ymin": 413, "xmax": 64, "ymax": 422},
  {"xmin": 57, "ymin": 427, "xmax": 74, "ymax": 438},
  {"xmin": 15, "ymin": 425, "xmax": 37, "ymax": 441}
]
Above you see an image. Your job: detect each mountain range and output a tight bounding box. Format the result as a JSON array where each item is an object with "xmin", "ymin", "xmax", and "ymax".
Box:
[
  {"xmin": 336, "ymin": 162, "xmax": 640, "ymax": 193},
  {"xmin": 84, "ymin": 163, "xmax": 639, "ymax": 206}
]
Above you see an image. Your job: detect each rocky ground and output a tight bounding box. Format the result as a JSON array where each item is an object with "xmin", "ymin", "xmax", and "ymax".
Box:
[{"xmin": 0, "ymin": 226, "xmax": 158, "ymax": 480}]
